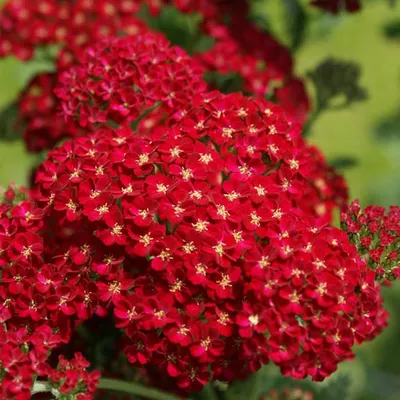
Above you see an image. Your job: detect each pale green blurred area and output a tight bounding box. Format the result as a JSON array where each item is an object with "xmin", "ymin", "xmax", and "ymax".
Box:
[
  {"xmin": 0, "ymin": 0, "xmax": 400, "ymax": 399},
  {"xmin": 300, "ymin": 4, "xmax": 400, "ymax": 209},
  {"xmin": 0, "ymin": 58, "xmax": 51, "ymax": 184}
]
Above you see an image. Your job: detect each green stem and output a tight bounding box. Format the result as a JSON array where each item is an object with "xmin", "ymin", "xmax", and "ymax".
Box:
[
  {"xmin": 97, "ymin": 378, "xmax": 183, "ymax": 400},
  {"xmin": 130, "ymin": 102, "xmax": 162, "ymax": 132}
]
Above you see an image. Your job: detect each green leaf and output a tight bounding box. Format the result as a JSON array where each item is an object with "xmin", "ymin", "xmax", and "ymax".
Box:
[
  {"xmin": 303, "ymin": 57, "xmax": 367, "ymax": 136},
  {"xmin": 34, "ymin": 44, "xmax": 62, "ymax": 62},
  {"xmin": 329, "ymin": 156, "xmax": 359, "ymax": 169},
  {"xmin": 383, "ymin": 19, "xmax": 400, "ymax": 41},
  {"xmin": 248, "ymin": 12, "xmax": 270, "ymax": 32},
  {"xmin": 204, "ymin": 72, "xmax": 244, "ymax": 94},
  {"xmin": 307, "ymin": 57, "xmax": 367, "ymax": 110},
  {"xmin": 0, "ymin": 102, "xmax": 21, "ymax": 142},
  {"xmin": 193, "ymin": 35, "xmax": 215, "ymax": 53},
  {"xmin": 138, "ymin": 5, "xmax": 204, "ymax": 54},
  {"xmin": 248, "ymin": 0, "xmax": 270, "ymax": 29},
  {"xmin": 16, "ymin": 46, "xmax": 56, "ymax": 87},
  {"xmin": 282, "ymin": 0, "xmax": 308, "ymax": 52}
]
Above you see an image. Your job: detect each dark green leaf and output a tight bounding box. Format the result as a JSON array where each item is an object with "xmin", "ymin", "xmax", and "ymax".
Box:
[
  {"xmin": 138, "ymin": 5, "xmax": 204, "ymax": 54},
  {"xmin": 204, "ymin": 72, "xmax": 244, "ymax": 94},
  {"xmin": 0, "ymin": 102, "xmax": 21, "ymax": 142},
  {"xmin": 282, "ymin": 0, "xmax": 308, "ymax": 52},
  {"xmin": 303, "ymin": 57, "xmax": 367, "ymax": 136},
  {"xmin": 307, "ymin": 58, "xmax": 367, "ymax": 111},
  {"xmin": 248, "ymin": 13, "xmax": 270, "ymax": 32},
  {"xmin": 383, "ymin": 19, "xmax": 400, "ymax": 41},
  {"xmin": 329, "ymin": 156, "xmax": 359, "ymax": 169}
]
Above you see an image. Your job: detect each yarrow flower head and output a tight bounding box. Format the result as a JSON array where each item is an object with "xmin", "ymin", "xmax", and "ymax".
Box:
[
  {"xmin": 341, "ymin": 200, "xmax": 400, "ymax": 281},
  {"xmin": 29, "ymin": 91, "xmax": 387, "ymax": 392},
  {"xmin": 44, "ymin": 353, "xmax": 100, "ymax": 399},
  {"xmin": 55, "ymin": 33, "xmax": 206, "ymax": 128}
]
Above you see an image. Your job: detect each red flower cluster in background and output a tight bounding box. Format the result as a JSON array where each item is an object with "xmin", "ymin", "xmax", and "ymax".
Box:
[
  {"xmin": 0, "ymin": 0, "xmax": 310, "ymax": 152},
  {"xmin": 0, "ymin": 0, "xmax": 150, "ymax": 151},
  {"xmin": 0, "ymin": 0, "xmax": 148, "ymax": 61},
  {"xmin": 341, "ymin": 200, "xmax": 400, "ymax": 281}
]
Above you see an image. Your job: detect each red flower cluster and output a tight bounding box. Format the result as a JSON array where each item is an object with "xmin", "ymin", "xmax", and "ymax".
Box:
[
  {"xmin": 0, "ymin": 187, "xmax": 100, "ymax": 399},
  {"xmin": 27, "ymin": 91, "xmax": 386, "ymax": 392},
  {"xmin": 0, "ymin": 0, "xmax": 149, "ymax": 61},
  {"xmin": 1, "ymin": 0, "xmax": 150, "ymax": 151},
  {"xmin": 55, "ymin": 36, "xmax": 345, "ymax": 223},
  {"xmin": 45, "ymin": 353, "xmax": 100, "ymax": 399},
  {"xmin": 55, "ymin": 33, "xmax": 205, "ymax": 128},
  {"xmin": 1, "ymin": 0, "xmax": 311, "ymax": 153},
  {"xmin": 341, "ymin": 200, "xmax": 400, "ymax": 281},
  {"xmin": 0, "ymin": 324, "xmax": 55, "ymax": 399},
  {"xmin": 311, "ymin": 0, "xmax": 361, "ymax": 14}
]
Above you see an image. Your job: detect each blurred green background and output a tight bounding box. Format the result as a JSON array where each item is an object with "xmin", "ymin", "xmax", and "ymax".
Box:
[{"xmin": 0, "ymin": 1, "xmax": 399, "ymax": 399}]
